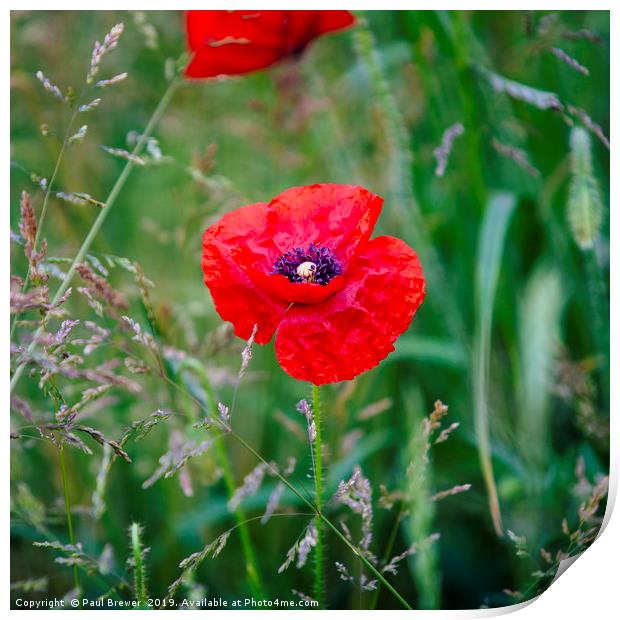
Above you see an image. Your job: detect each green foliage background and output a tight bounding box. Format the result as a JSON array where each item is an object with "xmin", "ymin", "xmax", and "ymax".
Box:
[{"xmin": 10, "ymin": 10, "xmax": 610, "ymax": 610}]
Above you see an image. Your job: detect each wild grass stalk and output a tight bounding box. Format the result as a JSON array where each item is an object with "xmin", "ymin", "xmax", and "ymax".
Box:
[
  {"xmin": 403, "ymin": 388, "xmax": 440, "ymax": 608},
  {"xmin": 369, "ymin": 503, "xmax": 404, "ymax": 609},
  {"xmin": 449, "ymin": 12, "xmax": 488, "ymax": 208},
  {"xmin": 584, "ymin": 251, "xmax": 610, "ymax": 413},
  {"xmin": 214, "ymin": 440, "xmax": 266, "ymax": 599},
  {"xmin": 9, "ymin": 105, "xmax": 81, "ymax": 344},
  {"xmin": 565, "ymin": 126, "xmax": 609, "ymax": 412},
  {"xmin": 10, "ymin": 23, "xmax": 126, "ymax": 340}
]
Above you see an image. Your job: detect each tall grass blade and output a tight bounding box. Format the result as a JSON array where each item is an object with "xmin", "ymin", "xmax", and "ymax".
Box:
[{"xmin": 473, "ymin": 191, "xmax": 517, "ymax": 536}]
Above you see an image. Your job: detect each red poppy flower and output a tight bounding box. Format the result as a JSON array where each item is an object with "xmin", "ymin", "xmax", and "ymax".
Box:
[
  {"xmin": 202, "ymin": 184, "xmax": 426, "ymax": 385},
  {"xmin": 185, "ymin": 10, "xmax": 355, "ymax": 79}
]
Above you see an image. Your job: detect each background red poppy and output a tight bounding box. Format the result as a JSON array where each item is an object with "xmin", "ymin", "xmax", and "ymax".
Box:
[{"xmin": 185, "ymin": 10, "xmax": 355, "ymax": 78}]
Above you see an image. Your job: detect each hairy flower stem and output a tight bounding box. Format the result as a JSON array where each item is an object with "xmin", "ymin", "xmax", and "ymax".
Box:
[
  {"xmin": 312, "ymin": 384, "xmax": 325, "ymax": 608},
  {"xmin": 10, "ymin": 76, "xmax": 180, "ymax": 394},
  {"xmin": 59, "ymin": 445, "xmax": 80, "ymax": 598}
]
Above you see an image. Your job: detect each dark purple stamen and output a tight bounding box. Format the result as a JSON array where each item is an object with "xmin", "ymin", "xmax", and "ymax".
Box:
[{"xmin": 272, "ymin": 243, "xmax": 342, "ymax": 285}]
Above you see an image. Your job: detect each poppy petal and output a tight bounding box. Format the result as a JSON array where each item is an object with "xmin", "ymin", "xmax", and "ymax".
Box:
[
  {"xmin": 266, "ymin": 184, "xmax": 383, "ymax": 271},
  {"xmin": 202, "ymin": 202, "xmax": 289, "ymax": 344},
  {"xmin": 185, "ymin": 11, "xmax": 283, "ymax": 78},
  {"xmin": 246, "ymin": 270, "xmax": 346, "ymax": 305},
  {"xmin": 314, "ymin": 10, "xmax": 357, "ymax": 36},
  {"xmin": 274, "ymin": 236, "xmax": 426, "ymax": 384}
]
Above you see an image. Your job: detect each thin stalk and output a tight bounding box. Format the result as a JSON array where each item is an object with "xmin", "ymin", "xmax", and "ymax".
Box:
[
  {"xmin": 369, "ymin": 503, "xmax": 405, "ymax": 609},
  {"xmin": 214, "ymin": 440, "xmax": 266, "ymax": 600},
  {"xmin": 59, "ymin": 445, "xmax": 80, "ymax": 596},
  {"xmin": 233, "ymin": 426, "xmax": 413, "ymax": 609},
  {"xmin": 10, "ymin": 76, "xmax": 180, "ymax": 394},
  {"xmin": 31, "ymin": 107, "xmax": 80, "ymax": 266},
  {"xmin": 449, "ymin": 12, "xmax": 488, "ymax": 210},
  {"xmin": 312, "ymin": 384, "xmax": 325, "ymax": 609},
  {"xmin": 16, "ymin": 480, "xmax": 130, "ymax": 598},
  {"xmin": 175, "ymin": 358, "xmax": 266, "ymax": 599},
  {"xmin": 10, "ymin": 100, "xmax": 82, "ymax": 341},
  {"xmin": 321, "ymin": 518, "xmax": 412, "ymax": 610}
]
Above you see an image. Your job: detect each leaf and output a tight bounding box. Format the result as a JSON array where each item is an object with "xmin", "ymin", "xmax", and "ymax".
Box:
[
  {"xmin": 516, "ymin": 266, "xmax": 565, "ymax": 468},
  {"xmin": 473, "ymin": 191, "xmax": 517, "ymax": 537}
]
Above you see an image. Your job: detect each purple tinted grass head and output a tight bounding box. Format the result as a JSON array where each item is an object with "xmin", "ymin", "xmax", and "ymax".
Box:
[{"xmin": 272, "ymin": 243, "xmax": 342, "ymax": 285}]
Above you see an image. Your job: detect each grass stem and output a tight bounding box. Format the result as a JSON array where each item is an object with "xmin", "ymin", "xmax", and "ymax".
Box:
[
  {"xmin": 214, "ymin": 439, "xmax": 266, "ymax": 600},
  {"xmin": 174, "ymin": 358, "xmax": 266, "ymax": 599},
  {"xmin": 59, "ymin": 445, "xmax": 80, "ymax": 597}
]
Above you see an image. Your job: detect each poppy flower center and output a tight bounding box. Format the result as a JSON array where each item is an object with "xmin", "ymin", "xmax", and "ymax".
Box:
[{"xmin": 272, "ymin": 243, "xmax": 342, "ymax": 285}]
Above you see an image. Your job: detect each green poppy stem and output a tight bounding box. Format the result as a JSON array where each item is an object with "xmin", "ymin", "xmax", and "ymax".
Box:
[{"xmin": 312, "ymin": 384, "xmax": 325, "ymax": 608}]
